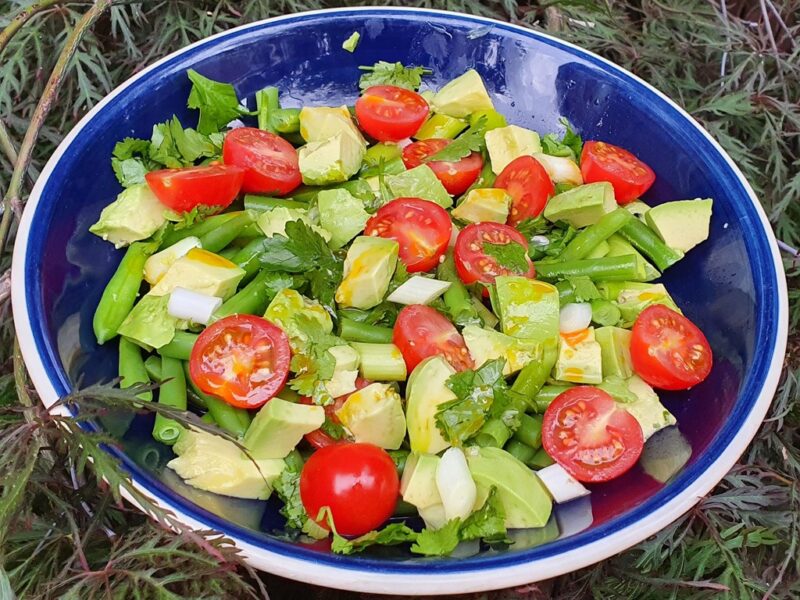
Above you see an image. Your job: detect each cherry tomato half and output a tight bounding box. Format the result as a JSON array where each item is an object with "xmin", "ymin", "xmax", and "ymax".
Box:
[
  {"xmin": 145, "ymin": 164, "xmax": 244, "ymax": 213},
  {"xmin": 494, "ymin": 155, "xmax": 554, "ymax": 226},
  {"xmin": 300, "ymin": 378, "xmax": 371, "ymax": 449},
  {"xmin": 222, "ymin": 127, "xmax": 301, "ymax": 196},
  {"xmin": 454, "ymin": 222, "xmax": 535, "ymax": 287},
  {"xmin": 189, "ymin": 314, "xmax": 291, "ymax": 409},
  {"xmin": 300, "ymin": 443, "xmax": 399, "ymax": 536},
  {"xmin": 355, "ymin": 86, "xmax": 429, "ymax": 142},
  {"xmin": 402, "ymin": 139, "xmax": 483, "ymax": 196},
  {"xmin": 393, "ymin": 305, "xmax": 473, "ymax": 373},
  {"xmin": 580, "ymin": 141, "xmax": 655, "ymax": 204},
  {"xmin": 542, "ymin": 386, "xmax": 644, "ymax": 483},
  {"xmin": 364, "ymin": 197, "xmax": 452, "ymax": 273},
  {"xmin": 630, "ymin": 304, "xmax": 713, "ymax": 390}
]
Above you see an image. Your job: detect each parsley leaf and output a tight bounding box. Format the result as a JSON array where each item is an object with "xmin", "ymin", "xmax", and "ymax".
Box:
[
  {"xmin": 483, "ymin": 241, "xmax": 530, "ymax": 274},
  {"xmin": 516, "ymin": 215, "xmax": 577, "ymax": 260},
  {"xmin": 272, "ymin": 466, "xmax": 308, "ymax": 531},
  {"xmin": 149, "ymin": 116, "xmax": 220, "ymax": 168},
  {"xmin": 358, "ymin": 61, "xmax": 432, "ymax": 92},
  {"xmin": 332, "ymin": 523, "xmax": 417, "ymax": 555},
  {"xmin": 111, "ymin": 137, "xmax": 155, "ymax": 187},
  {"xmin": 187, "ymin": 69, "xmax": 244, "ymax": 135},
  {"xmin": 459, "ymin": 487, "xmax": 511, "ymax": 545},
  {"xmin": 541, "ymin": 118, "xmax": 583, "ymax": 162},
  {"xmin": 288, "ymin": 314, "xmax": 344, "ymax": 396},
  {"xmin": 410, "ymin": 518, "xmax": 461, "ymax": 556},
  {"xmin": 567, "ymin": 276, "xmax": 601, "ymax": 302},
  {"xmin": 338, "ymin": 301, "xmax": 400, "ymax": 328},
  {"xmin": 425, "ymin": 116, "xmax": 488, "ymax": 163}
]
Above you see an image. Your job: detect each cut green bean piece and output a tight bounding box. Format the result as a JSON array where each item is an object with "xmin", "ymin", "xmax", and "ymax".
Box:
[
  {"xmin": 618, "ymin": 218, "xmax": 684, "ymax": 271},
  {"xmin": 270, "ymin": 108, "xmax": 300, "ymax": 134},
  {"xmin": 339, "ymin": 318, "xmax": 394, "ymax": 344},
  {"xmin": 256, "ymin": 86, "xmax": 280, "ymax": 132},
  {"xmin": 152, "ymin": 356, "xmax": 187, "ymax": 445},
  {"xmin": 118, "ymin": 337, "xmax": 152, "ymax": 402},
  {"xmin": 529, "ymin": 446, "xmax": 555, "ymax": 469},
  {"xmin": 213, "ymin": 270, "xmax": 286, "ymax": 320},
  {"xmin": 513, "ymin": 414, "xmax": 543, "ymax": 449},
  {"xmin": 474, "ymin": 418, "xmax": 514, "ymax": 448},
  {"xmin": 590, "ymin": 298, "xmax": 622, "ymax": 327},
  {"xmin": 437, "ymin": 252, "xmax": 480, "ymax": 327},
  {"xmin": 182, "ymin": 362, "xmax": 251, "ymax": 437},
  {"xmin": 244, "ymin": 195, "xmax": 307, "ymax": 212},
  {"xmin": 534, "ymin": 255, "xmax": 646, "ymax": 282},
  {"xmin": 158, "ymin": 331, "xmax": 198, "ymax": 361},
  {"xmin": 232, "ymin": 237, "xmax": 268, "ymax": 281},
  {"xmin": 557, "ymin": 208, "xmax": 633, "ymax": 262},
  {"xmin": 532, "ymin": 385, "xmax": 573, "ymax": 413},
  {"xmin": 198, "ymin": 211, "xmax": 254, "ymax": 253},
  {"xmin": 143, "ymin": 355, "xmax": 162, "ymax": 381},
  {"xmin": 160, "ymin": 212, "xmax": 241, "ymax": 249},
  {"xmin": 505, "ymin": 439, "xmax": 536, "ymax": 465}
]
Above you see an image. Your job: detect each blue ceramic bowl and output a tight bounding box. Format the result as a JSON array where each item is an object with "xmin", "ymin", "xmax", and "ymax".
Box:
[{"xmin": 12, "ymin": 8, "xmax": 788, "ymax": 594}]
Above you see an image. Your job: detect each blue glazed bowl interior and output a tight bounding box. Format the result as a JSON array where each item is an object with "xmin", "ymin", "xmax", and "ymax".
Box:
[{"xmin": 24, "ymin": 9, "xmax": 781, "ymax": 572}]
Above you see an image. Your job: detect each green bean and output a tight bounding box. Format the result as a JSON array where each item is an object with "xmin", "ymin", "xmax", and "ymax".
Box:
[
  {"xmin": 358, "ymin": 156, "xmax": 405, "ymax": 179},
  {"xmin": 198, "ymin": 211, "xmax": 254, "ymax": 253},
  {"xmin": 158, "ymin": 331, "xmax": 197, "ymax": 361},
  {"xmin": 93, "ymin": 240, "xmax": 157, "ymax": 344},
  {"xmin": 218, "ymin": 246, "xmax": 240, "ymax": 260},
  {"xmin": 463, "ymin": 160, "xmax": 496, "ymax": 195},
  {"xmin": 437, "ymin": 253, "xmax": 480, "ymax": 326},
  {"xmin": 511, "ymin": 354, "xmax": 554, "ymax": 402},
  {"xmin": 256, "ymin": 86, "xmax": 280, "ymax": 132},
  {"xmin": 152, "ymin": 356, "xmax": 187, "ymax": 445},
  {"xmin": 529, "ymin": 447, "xmax": 555, "ymax": 469},
  {"xmin": 532, "ymin": 385, "xmax": 573, "ymax": 413},
  {"xmin": 505, "ymin": 439, "xmax": 536, "ymax": 465},
  {"xmin": 244, "ymin": 195, "xmax": 307, "ymax": 212},
  {"xmin": 556, "ymin": 280, "xmax": 577, "ymax": 306},
  {"xmin": 143, "ymin": 355, "xmax": 162, "ymax": 381},
  {"xmin": 513, "ymin": 414, "xmax": 543, "ymax": 449},
  {"xmin": 160, "ymin": 212, "xmax": 241, "ymax": 249},
  {"xmin": 231, "ymin": 237, "xmax": 268, "ymax": 282},
  {"xmin": 129, "ymin": 441, "xmax": 167, "ymax": 470},
  {"xmin": 270, "ymin": 107, "xmax": 300, "ymax": 134},
  {"xmin": 182, "ymin": 363, "xmax": 251, "ymax": 437},
  {"xmin": 118, "ymin": 337, "xmax": 152, "ymax": 402},
  {"xmin": 557, "ymin": 208, "xmax": 633, "ymax": 262},
  {"xmin": 590, "ymin": 298, "xmax": 622, "ymax": 326},
  {"xmin": 534, "ymin": 255, "xmax": 646, "ymax": 282},
  {"xmin": 362, "ymin": 143, "xmax": 402, "ymax": 169},
  {"xmin": 475, "ymin": 418, "xmax": 515, "ymax": 448},
  {"xmin": 618, "ymin": 218, "xmax": 684, "ymax": 271},
  {"xmin": 201, "ymin": 412, "xmax": 215, "ymax": 424},
  {"xmin": 339, "ymin": 318, "xmax": 394, "ymax": 344},
  {"xmin": 213, "ymin": 270, "xmax": 283, "ymax": 320},
  {"xmin": 290, "ymin": 179, "xmax": 374, "ymax": 203}
]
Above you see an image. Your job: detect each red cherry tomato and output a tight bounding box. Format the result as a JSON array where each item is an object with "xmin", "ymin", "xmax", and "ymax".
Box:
[
  {"xmin": 630, "ymin": 304, "xmax": 713, "ymax": 390},
  {"xmin": 580, "ymin": 140, "xmax": 655, "ymax": 204},
  {"xmin": 222, "ymin": 127, "xmax": 301, "ymax": 196},
  {"xmin": 189, "ymin": 314, "xmax": 290, "ymax": 409},
  {"xmin": 300, "ymin": 378, "xmax": 371, "ymax": 449},
  {"xmin": 145, "ymin": 164, "xmax": 244, "ymax": 213},
  {"xmin": 355, "ymin": 86, "xmax": 429, "ymax": 142},
  {"xmin": 402, "ymin": 139, "xmax": 483, "ymax": 196},
  {"xmin": 494, "ymin": 155, "xmax": 554, "ymax": 226},
  {"xmin": 393, "ymin": 305, "xmax": 473, "ymax": 373},
  {"xmin": 300, "ymin": 443, "xmax": 399, "ymax": 536},
  {"xmin": 542, "ymin": 386, "xmax": 644, "ymax": 483},
  {"xmin": 364, "ymin": 197, "xmax": 452, "ymax": 273},
  {"xmin": 453, "ymin": 222, "xmax": 535, "ymax": 287}
]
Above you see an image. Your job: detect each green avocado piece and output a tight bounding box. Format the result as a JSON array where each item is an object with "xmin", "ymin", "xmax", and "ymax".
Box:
[
  {"xmin": 169, "ymin": 429, "xmax": 286, "ymax": 499},
  {"xmin": 431, "ymin": 69, "xmax": 494, "ymax": 118},
  {"xmin": 639, "ymin": 426, "xmax": 692, "ymax": 483},
  {"xmin": 462, "ymin": 325, "xmax": 541, "ymax": 375},
  {"xmin": 405, "ymin": 356, "xmax": 457, "ymax": 455},
  {"xmin": 299, "ymin": 105, "xmax": 366, "ymax": 147},
  {"xmin": 485, "ymin": 125, "xmax": 542, "ymax": 174},
  {"xmin": 316, "ymin": 188, "xmax": 370, "ymax": 249},
  {"xmin": 622, "ymin": 375, "xmax": 676, "ymax": 440},
  {"xmin": 470, "ymin": 109, "xmax": 507, "ymax": 131},
  {"xmin": 243, "ymin": 398, "xmax": 325, "ymax": 459},
  {"xmin": 256, "ymin": 207, "xmax": 331, "ymax": 242},
  {"xmin": 554, "ymin": 327, "xmax": 603, "ymax": 384},
  {"xmin": 387, "ymin": 164, "xmax": 452, "ymax": 208},
  {"xmin": 264, "ymin": 289, "xmax": 333, "ymax": 352},
  {"xmin": 322, "ymin": 344, "xmax": 361, "ymax": 397},
  {"xmin": 400, "ymin": 453, "xmax": 442, "ymax": 509},
  {"xmin": 494, "ymin": 276, "xmax": 560, "ymax": 346},
  {"xmin": 298, "ymin": 132, "xmax": 365, "ymax": 185},
  {"xmin": 451, "ymin": 188, "xmax": 510, "ymax": 224},
  {"xmin": 543, "ymin": 182, "xmax": 617, "ymax": 228},
  {"xmin": 117, "ymin": 294, "xmax": 179, "ymax": 350},
  {"xmin": 148, "ymin": 248, "xmax": 245, "ymax": 299},
  {"xmin": 90, "ymin": 184, "xmax": 171, "ymax": 248},
  {"xmin": 645, "ymin": 199, "xmax": 713, "ymax": 253},
  {"xmin": 599, "ymin": 281, "xmax": 681, "ymax": 326},
  {"xmin": 414, "ymin": 113, "xmax": 468, "ymax": 140},
  {"xmin": 625, "ymin": 200, "xmax": 651, "ymax": 220},
  {"xmin": 595, "ymin": 326, "xmax": 634, "ymax": 379},
  {"xmin": 465, "ymin": 446, "xmax": 552, "ymax": 529},
  {"xmin": 335, "ymin": 236, "xmax": 399, "ymax": 309},
  {"xmin": 336, "ymin": 382, "xmax": 407, "ymax": 450}
]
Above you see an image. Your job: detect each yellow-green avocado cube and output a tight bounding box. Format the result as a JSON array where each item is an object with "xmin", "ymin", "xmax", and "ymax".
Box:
[
  {"xmin": 431, "ymin": 69, "xmax": 494, "ymax": 118},
  {"xmin": 149, "ymin": 248, "xmax": 244, "ymax": 299},
  {"xmin": 299, "ymin": 131, "xmax": 365, "ymax": 185},
  {"xmin": 264, "ymin": 289, "xmax": 332, "ymax": 352},
  {"xmin": 485, "ymin": 125, "xmax": 542, "ymax": 174},
  {"xmin": 299, "ymin": 105, "xmax": 366, "ymax": 147},
  {"xmin": 462, "ymin": 325, "xmax": 540, "ymax": 375},
  {"xmin": 645, "ymin": 198, "xmax": 713, "ymax": 253},
  {"xmin": 554, "ymin": 327, "xmax": 603, "ymax": 384},
  {"xmin": 544, "ymin": 182, "xmax": 617, "ymax": 228},
  {"xmin": 336, "ymin": 382, "xmax": 407, "ymax": 449},
  {"xmin": 400, "ymin": 453, "xmax": 442, "ymax": 509},
  {"xmin": 243, "ymin": 398, "xmax": 325, "ymax": 459},
  {"xmin": 90, "ymin": 184, "xmax": 171, "ymax": 248},
  {"xmin": 621, "ymin": 375, "xmax": 676, "ymax": 440},
  {"xmin": 335, "ymin": 236, "xmax": 399, "ymax": 309},
  {"xmin": 405, "ymin": 356, "xmax": 457, "ymax": 455},
  {"xmin": 451, "ymin": 188, "xmax": 511, "ymax": 224}
]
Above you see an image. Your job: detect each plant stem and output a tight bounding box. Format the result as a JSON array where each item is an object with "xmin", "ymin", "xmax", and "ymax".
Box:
[{"xmin": 0, "ymin": 0, "xmax": 65, "ymax": 58}]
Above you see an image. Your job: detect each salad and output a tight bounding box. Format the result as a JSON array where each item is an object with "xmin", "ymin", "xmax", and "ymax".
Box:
[{"xmin": 90, "ymin": 56, "xmax": 714, "ymax": 556}]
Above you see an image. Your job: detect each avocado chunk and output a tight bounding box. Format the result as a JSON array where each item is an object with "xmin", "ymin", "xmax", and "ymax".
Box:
[
  {"xmin": 595, "ymin": 326, "xmax": 634, "ymax": 379},
  {"xmin": 117, "ymin": 294, "xmax": 179, "ymax": 350},
  {"xmin": 336, "ymin": 382, "xmax": 407, "ymax": 449},
  {"xmin": 387, "ymin": 164, "xmax": 452, "ymax": 208},
  {"xmin": 431, "ymin": 69, "xmax": 494, "ymax": 118},
  {"xmin": 256, "ymin": 207, "xmax": 331, "ymax": 242},
  {"xmin": 90, "ymin": 184, "xmax": 171, "ymax": 248},
  {"xmin": 605, "ymin": 234, "xmax": 660, "ymax": 282},
  {"xmin": 554, "ymin": 327, "xmax": 603, "ymax": 384},
  {"xmin": 470, "ymin": 109, "xmax": 508, "ymax": 131},
  {"xmin": 640, "ymin": 426, "xmax": 692, "ymax": 483},
  {"xmin": 414, "ymin": 113, "xmax": 468, "ymax": 140},
  {"xmin": 544, "ymin": 182, "xmax": 617, "ymax": 228},
  {"xmin": 494, "ymin": 276, "xmax": 560, "ymax": 346},
  {"xmin": 299, "ymin": 131, "xmax": 365, "ymax": 185},
  {"xmin": 625, "ymin": 199, "xmax": 651, "ymax": 220},
  {"xmin": 144, "ymin": 236, "xmax": 202, "ymax": 285},
  {"xmin": 485, "ymin": 125, "xmax": 542, "ymax": 174},
  {"xmin": 600, "ymin": 281, "xmax": 681, "ymax": 326},
  {"xmin": 264, "ymin": 289, "xmax": 333, "ymax": 352},
  {"xmin": 462, "ymin": 325, "xmax": 541, "ymax": 376},
  {"xmin": 405, "ymin": 356, "xmax": 457, "ymax": 454},
  {"xmin": 465, "ymin": 446, "xmax": 552, "ymax": 529},
  {"xmin": 622, "ymin": 375, "xmax": 676, "ymax": 440},
  {"xmin": 400, "ymin": 453, "xmax": 442, "ymax": 509},
  {"xmin": 645, "ymin": 198, "xmax": 713, "ymax": 253},
  {"xmin": 169, "ymin": 429, "xmax": 286, "ymax": 499},
  {"xmin": 243, "ymin": 397, "xmax": 325, "ymax": 459},
  {"xmin": 322, "ymin": 345, "xmax": 360, "ymax": 398},
  {"xmin": 149, "ymin": 248, "xmax": 245, "ymax": 299},
  {"xmin": 299, "ymin": 105, "xmax": 366, "ymax": 147},
  {"xmin": 335, "ymin": 235, "xmax": 399, "ymax": 309},
  {"xmin": 451, "ymin": 188, "xmax": 510, "ymax": 224},
  {"xmin": 316, "ymin": 188, "xmax": 370, "ymax": 249}
]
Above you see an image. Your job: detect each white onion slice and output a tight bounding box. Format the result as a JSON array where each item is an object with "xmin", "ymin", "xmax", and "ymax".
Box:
[
  {"xmin": 530, "ymin": 235, "xmax": 549, "ymax": 247},
  {"xmin": 449, "ymin": 224, "xmax": 460, "ymax": 248},
  {"xmin": 435, "ymin": 447, "xmax": 477, "ymax": 521},
  {"xmin": 396, "ymin": 138, "xmax": 413, "ymax": 149},
  {"xmin": 559, "ymin": 302, "xmax": 592, "ymax": 333},
  {"xmin": 387, "ymin": 276, "xmax": 451, "ymax": 305},
  {"xmin": 532, "ymin": 153, "xmax": 583, "ymax": 185},
  {"xmin": 536, "ymin": 463, "xmax": 590, "ymax": 503},
  {"xmin": 167, "ymin": 287, "xmax": 222, "ymax": 325}
]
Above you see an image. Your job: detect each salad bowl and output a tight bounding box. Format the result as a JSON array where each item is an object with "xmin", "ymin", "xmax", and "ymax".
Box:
[{"xmin": 11, "ymin": 7, "xmax": 788, "ymax": 594}]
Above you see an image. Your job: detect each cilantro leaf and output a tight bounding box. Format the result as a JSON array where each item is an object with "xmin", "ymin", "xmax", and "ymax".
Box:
[
  {"xmin": 425, "ymin": 116, "xmax": 487, "ymax": 163},
  {"xmin": 410, "ymin": 518, "xmax": 461, "ymax": 556},
  {"xmin": 111, "ymin": 137, "xmax": 155, "ymax": 187},
  {"xmin": 288, "ymin": 314, "xmax": 346, "ymax": 396},
  {"xmin": 149, "ymin": 116, "xmax": 220, "ymax": 168},
  {"xmin": 187, "ymin": 69, "xmax": 244, "ymax": 135},
  {"xmin": 567, "ymin": 276, "xmax": 601, "ymax": 302},
  {"xmin": 459, "ymin": 487, "xmax": 511, "ymax": 545},
  {"xmin": 483, "ymin": 241, "xmax": 530, "ymax": 274},
  {"xmin": 358, "ymin": 61, "xmax": 432, "ymax": 92},
  {"xmin": 516, "ymin": 215, "xmax": 577, "ymax": 260},
  {"xmin": 541, "ymin": 118, "xmax": 583, "ymax": 162},
  {"xmin": 332, "ymin": 523, "xmax": 417, "ymax": 555},
  {"xmin": 272, "ymin": 466, "xmax": 308, "ymax": 531},
  {"xmin": 338, "ymin": 301, "xmax": 400, "ymax": 328}
]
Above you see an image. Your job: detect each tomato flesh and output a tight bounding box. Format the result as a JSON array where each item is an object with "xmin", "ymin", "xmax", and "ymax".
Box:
[
  {"xmin": 580, "ymin": 141, "xmax": 655, "ymax": 204},
  {"xmin": 355, "ymin": 86, "xmax": 429, "ymax": 142},
  {"xmin": 453, "ymin": 222, "xmax": 535, "ymax": 287},
  {"xmin": 364, "ymin": 197, "xmax": 452, "ymax": 273},
  {"xmin": 222, "ymin": 127, "xmax": 301, "ymax": 196},
  {"xmin": 393, "ymin": 305, "xmax": 473, "ymax": 373},
  {"xmin": 300, "ymin": 443, "xmax": 399, "ymax": 536},
  {"xmin": 542, "ymin": 386, "xmax": 644, "ymax": 483},
  {"xmin": 494, "ymin": 155, "xmax": 554, "ymax": 226},
  {"xmin": 402, "ymin": 139, "xmax": 483, "ymax": 196},
  {"xmin": 301, "ymin": 378, "xmax": 371, "ymax": 449},
  {"xmin": 189, "ymin": 314, "xmax": 291, "ymax": 409},
  {"xmin": 145, "ymin": 164, "xmax": 244, "ymax": 213},
  {"xmin": 630, "ymin": 304, "xmax": 713, "ymax": 390}
]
